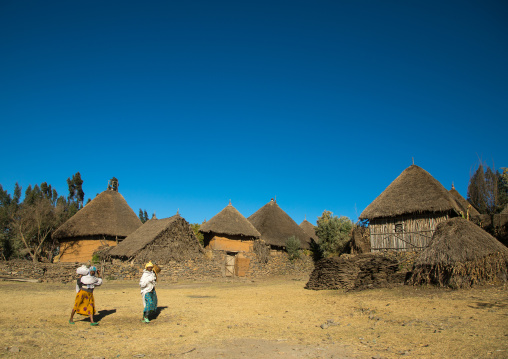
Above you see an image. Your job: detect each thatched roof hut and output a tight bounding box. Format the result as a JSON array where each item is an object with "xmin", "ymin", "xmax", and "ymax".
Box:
[
  {"xmin": 409, "ymin": 217, "xmax": 508, "ymax": 288},
  {"xmin": 299, "ymin": 219, "xmax": 318, "ymax": 243},
  {"xmin": 449, "ymin": 184, "xmax": 480, "ymax": 219},
  {"xmin": 248, "ymin": 199, "xmax": 312, "ymax": 249},
  {"xmin": 53, "ymin": 189, "xmax": 142, "ymax": 262},
  {"xmin": 359, "ymin": 165, "xmax": 461, "ymax": 252},
  {"xmin": 200, "ymin": 202, "xmax": 261, "ymax": 247},
  {"xmin": 108, "ymin": 214, "xmax": 203, "ymax": 264}
]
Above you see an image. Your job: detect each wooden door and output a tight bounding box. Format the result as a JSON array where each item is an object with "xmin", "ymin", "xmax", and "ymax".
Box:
[{"xmin": 225, "ymin": 253, "xmax": 235, "ymax": 277}]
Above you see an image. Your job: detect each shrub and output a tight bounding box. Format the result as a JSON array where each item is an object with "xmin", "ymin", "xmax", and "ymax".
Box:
[{"xmin": 286, "ymin": 235, "xmax": 301, "ymax": 260}]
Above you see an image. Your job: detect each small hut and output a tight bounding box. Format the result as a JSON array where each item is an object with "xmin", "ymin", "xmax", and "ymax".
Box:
[
  {"xmin": 448, "ymin": 184, "xmax": 480, "ymax": 220},
  {"xmin": 53, "ymin": 187, "xmax": 142, "ymax": 262},
  {"xmin": 409, "ymin": 217, "xmax": 508, "ymax": 288},
  {"xmin": 299, "ymin": 219, "xmax": 318, "ymax": 243},
  {"xmin": 107, "ymin": 214, "xmax": 203, "ymax": 264},
  {"xmin": 248, "ymin": 199, "xmax": 312, "ymax": 250},
  {"xmin": 199, "ymin": 201, "xmax": 261, "ymax": 252},
  {"xmin": 359, "ymin": 165, "xmax": 461, "ymax": 252}
]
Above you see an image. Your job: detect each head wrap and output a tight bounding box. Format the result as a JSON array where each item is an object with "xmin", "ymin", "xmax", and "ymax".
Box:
[
  {"xmin": 89, "ymin": 266, "xmax": 97, "ymax": 272},
  {"xmin": 145, "ymin": 261, "xmax": 154, "ymax": 268}
]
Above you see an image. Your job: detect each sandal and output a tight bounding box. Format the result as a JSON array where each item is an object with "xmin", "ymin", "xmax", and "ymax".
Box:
[
  {"xmin": 69, "ymin": 320, "xmax": 75, "ymax": 324},
  {"xmin": 90, "ymin": 322, "xmax": 99, "ymax": 326}
]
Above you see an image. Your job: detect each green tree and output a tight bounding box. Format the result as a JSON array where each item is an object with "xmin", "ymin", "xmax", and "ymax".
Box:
[
  {"xmin": 315, "ymin": 210, "xmax": 353, "ymax": 259},
  {"xmin": 108, "ymin": 177, "xmax": 119, "ymax": 192},
  {"xmin": 468, "ymin": 162, "xmax": 501, "ymax": 214},
  {"xmin": 138, "ymin": 209, "xmax": 150, "ymax": 223},
  {"xmin": 285, "ymin": 235, "xmax": 301, "ymax": 260},
  {"xmin": 190, "ymin": 223, "xmax": 204, "ymax": 246}
]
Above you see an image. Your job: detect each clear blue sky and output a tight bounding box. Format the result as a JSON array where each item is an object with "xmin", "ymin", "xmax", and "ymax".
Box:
[{"xmin": 1, "ymin": 0, "xmax": 507, "ymax": 225}]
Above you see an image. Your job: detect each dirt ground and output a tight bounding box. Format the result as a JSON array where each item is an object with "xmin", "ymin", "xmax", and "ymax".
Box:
[{"xmin": 0, "ymin": 276, "xmax": 507, "ymax": 359}]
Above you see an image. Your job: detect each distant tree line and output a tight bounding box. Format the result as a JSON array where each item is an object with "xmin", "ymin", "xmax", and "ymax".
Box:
[{"xmin": 0, "ymin": 172, "xmax": 86, "ymax": 262}]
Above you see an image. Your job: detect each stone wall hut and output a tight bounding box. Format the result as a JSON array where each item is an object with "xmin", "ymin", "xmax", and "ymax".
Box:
[
  {"xmin": 199, "ymin": 202, "xmax": 261, "ymax": 277},
  {"xmin": 409, "ymin": 217, "xmax": 508, "ymax": 288},
  {"xmin": 299, "ymin": 218, "xmax": 318, "ymax": 243},
  {"xmin": 52, "ymin": 187, "xmax": 142, "ymax": 262},
  {"xmin": 248, "ymin": 199, "xmax": 312, "ymax": 250},
  {"xmin": 359, "ymin": 165, "xmax": 461, "ymax": 252},
  {"xmin": 449, "ymin": 184, "xmax": 480, "ymax": 220},
  {"xmin": 107, "ymin": 214, "xmax": 203, "ymax": 265}
]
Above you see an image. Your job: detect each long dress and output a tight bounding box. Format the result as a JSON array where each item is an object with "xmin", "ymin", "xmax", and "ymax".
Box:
[
  {"xmin": 73, "ymin": 274, "xmax": 102, "ymax": 316},
  {"xmin": 139, "ymin": 270, "xmax": 157, "ymax": 318}
]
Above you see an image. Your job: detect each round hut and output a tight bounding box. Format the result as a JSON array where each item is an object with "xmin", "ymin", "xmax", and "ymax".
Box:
[
  {"xmin": 199, "ymin": 201, "xmax": 261, "ymax": 252},
  {"xmin": 248, "ymin": 199, "xmax": 312, "ymax": 250},
  {"xmin": 299, "ymin": 219, "xmax": 318, "ymax": 243},
  {"xmin": 108, "ymin": 214, "xmax": 203, "ymax": 264},
  {"xmin": 409, "ymin": 217, "xmax": 508, "ymax": 288},
  {"xmin": 52, "ymin": 187, "xmax": 142, "ymax": 262},
  {"xmin": 359, "ymin": 165, "xmax": 461, "ymax": 252},
  {"xmin": 449, "ymin": 184, "xmax": 480, "ymax": 220}
]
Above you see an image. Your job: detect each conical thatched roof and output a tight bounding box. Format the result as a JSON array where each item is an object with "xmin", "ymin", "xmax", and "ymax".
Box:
[
  {"xmin": 53, "ymin": 190, "xmax": 142, "ymax": 240},
  {"xmin": 449, "ymin": 185, "xmax": 480, "ymax": 218},
  {"xmin": 299, "ymin": 219, "xmax": 318, "ymax": 242},
  {"xmin": 108, "ymin": 214, "xmax": 203, "ymax": 260},
  {"xmin": 248, "ymin": 200, "xmax": 312, "ymax": 249},
  {"xmin": 410, "ymin": 217, "xmax": 508, "ymax": 288},
  {"xmin": 360, "ymin": 165, "xmax": 461, "ymax": 220},
  {"xmin": 199, "ymin": 202, "xmax": 261, "ymax": 238}
]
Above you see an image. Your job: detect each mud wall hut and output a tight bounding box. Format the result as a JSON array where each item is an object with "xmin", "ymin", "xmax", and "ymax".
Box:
[
  {"xmin": 199, "ymin": 202, "xmax": 261, "ymax": 277},
  {"xmin": 107, "ymin": 214, "xmax": 203, "ymax": 264},
  {"xmin": 248, "ymin": 199, "xmax": 312, "ymax": 250},
  {"xmin": 359, "ymin": 165, "xmax": 461, "ymax": 252},
  {"xmin": 52, "ymin": 188, "xmax": 142, "ymax": 262}
]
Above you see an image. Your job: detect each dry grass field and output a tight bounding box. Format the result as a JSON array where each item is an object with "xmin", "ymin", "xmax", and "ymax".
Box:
[{"xmin": 0, "ymin": 276, "xmax": 507, "ymax": 359}]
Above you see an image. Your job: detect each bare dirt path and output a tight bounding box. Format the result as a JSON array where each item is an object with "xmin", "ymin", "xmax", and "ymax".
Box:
[{"xmin": 0, "ymin": 277, "xmax": 507, "ymax": 358}]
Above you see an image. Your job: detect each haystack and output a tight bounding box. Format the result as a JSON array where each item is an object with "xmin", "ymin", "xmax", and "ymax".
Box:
[
  {"xmin": 359, "ymin": 165, "xmax": 461, "ymax": 251},
  {"xmin": 199, "ymin": 202, "xmax": 261, "ymax": 252},
  {"xmin": 350, "ymin": 226, "xmax": 371, "ymax": 254},
  {"xmin": 299, "ymin": 219, "xmax": 318, "ymax": 243},
  {"xmin": 409, "ymin": 217, "xmax": 508, "ymax": 288},
  {"xmin": 108, "ymin": 214, "xmax": 203, "ymax": 264},
  {"xmin": 248, "ymin": 199, "xmax": 312, "ymax": 249},
  {"xmin": 449, "ymin": 184, "xmax": 480, "ymax": 220},
  {"xmin": 53, "ymin": 188, "xmax": 142, "ymax": 262}
]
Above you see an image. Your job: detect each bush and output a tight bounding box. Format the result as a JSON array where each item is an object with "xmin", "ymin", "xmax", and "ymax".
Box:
[
  {"xmin": 286, "ymin": 236, "xmax": 302, "ymax": 260},
  {"xmin": 315, "ymin": 210, "xmax": 353, "ymax": 259}
]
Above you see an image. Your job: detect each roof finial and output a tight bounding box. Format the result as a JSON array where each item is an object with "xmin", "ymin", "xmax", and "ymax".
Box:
[
  {"xmin": 152, "ymin": 211, "xmax": 157, "ymax": 220},
  {"xmin": 412, "ymin": 157, "xmax": 414, "ymax": 165},
  {"xmin": 451, "ymin": 181, "xmax": 455, "ymax": 189},
  {"xmin": 177, "ymin": 208, "xmax": 179, "ymax": 215},
  {"xmin": 229, "ymin": 199, "xmax": 231, "ymax": 205}
]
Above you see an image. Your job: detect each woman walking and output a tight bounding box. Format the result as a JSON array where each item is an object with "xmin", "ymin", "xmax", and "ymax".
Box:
[
  {"xmin": 69, "ymin": 266, "xmax": 102, "ymax": 326},
  {"xmin": 139, "ymin": 261, "xmax": 158, "ymax": 323}
]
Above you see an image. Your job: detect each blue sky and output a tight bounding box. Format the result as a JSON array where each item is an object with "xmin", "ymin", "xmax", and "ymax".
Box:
[{"xmin": 1, "ymin": 0, "xmax": 507, "ymax": 225}]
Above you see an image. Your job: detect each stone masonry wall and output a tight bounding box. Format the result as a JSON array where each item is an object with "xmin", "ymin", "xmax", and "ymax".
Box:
[{"xmin": 0, "ymin": 251, "xmax": 314, "ymax": 283}]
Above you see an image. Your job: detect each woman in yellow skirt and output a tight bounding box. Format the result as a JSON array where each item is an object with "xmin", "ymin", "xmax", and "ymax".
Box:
[{"xmin": 69, "ymin": 266, "xmax": 103, "ymax": 326}]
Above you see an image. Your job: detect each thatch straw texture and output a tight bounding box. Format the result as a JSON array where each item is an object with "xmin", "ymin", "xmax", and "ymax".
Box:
[
  {"xmin": 360, "ymin": 165, "xmax": 461, "ymax": 220},
  {"xmin": 248, "ymin": 200, "xmax": 312, "ymax": 249},
  {"xmin": 199, "ymin": 203, "xmax": 261, "ymax": 238},
  {"xmin": 108, "ymin": 215, "xmax": 203, "ymax": 263},
  {"xmin": 409, "ymin": 217, "xmax": 508, "ymax": 288},
  {"xmin": 449, "ymin": 186, "xmax": 480, "ymax": 218},
  {"xmin": 52, "ymin": 190, "xmax": 142, "ymax": 240},
  {"xmin": 299, "ymin": 219, "xmax": 318, "ymax": 242}
]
